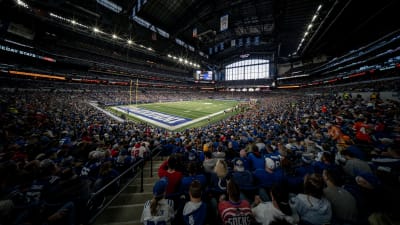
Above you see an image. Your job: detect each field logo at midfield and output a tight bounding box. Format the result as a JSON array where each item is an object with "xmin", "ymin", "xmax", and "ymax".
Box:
[{"xmin": 117, "ymin": 106, "xmax": 191, "ymax": 126}]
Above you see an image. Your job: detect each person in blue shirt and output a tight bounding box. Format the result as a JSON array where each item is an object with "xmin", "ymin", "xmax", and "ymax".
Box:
[
  {"xmin": 182, "ymin": 180, "xmax": 207, "ymax": 225},
  {"xmin": 253, "ymin": 157, "xmax": 285, "ymax": 202},
  {"xmin": 179, "ymin": 162, "xmax": 207, "ymax": 198},
  {"xmin": 247, "ymin": 145, "xmax": 264, "ymax": 171},
  {"xmin": 231, "ymin": 158, "xmax": 257, "ymax": 203}
]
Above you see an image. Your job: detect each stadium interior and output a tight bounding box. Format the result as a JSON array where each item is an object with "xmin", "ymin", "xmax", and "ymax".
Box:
[{"xmin": 0, "ymin": 0, "xmax": 399, "ymax": 225}]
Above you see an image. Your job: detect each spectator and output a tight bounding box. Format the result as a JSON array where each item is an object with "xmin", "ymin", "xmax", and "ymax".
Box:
[
  {"xmin": 231, "ymin": 158, "xmax": 257, "ymax": 202},
  {"xmin": 158, "ymin": 155, "xmax": 183, "ymax": 197},
  {"xmin": 93, "ymin": 161, "xmax": 120, "ymax": 193},
  {"xmin": 179, "ymin": 162, "xmax": 207, "ymax": 197},
  {"xmin": 218, "ymin": 179, "xmax": 254, "ymax": 225},
  {"xmin": 253, "ymin": 157, "xmax": 285, "ymax": 202},
  {"xmin": 340, "ymin": 149, "xmax": 372, "ymax": 177},
  {"xmin": 182, "ymin": 180, "xmax": 207, "ymax": 225},
  {"xmin": 131, "ymin": 142, "xmax": 147, "ymax": 160},
  {"xmin": 208, "ymin": 159, "xmax": 231, "ymax": 221},
  {"xmin": 202, "ymin": 151, "xmax": 217, "ymax": 174},
  {"xmin": 322, "ymin": 169, "xmax": 358, "ymax": 223},
  {"xmin": 209, "ymin": 159, "xmax": 230, "ymax": 198},
  {"xmin": 141, "ymin": 178, "xmax": 175, "ymax": 225},
  {"xmin": 252, "ymin": 183, "xmax": 299, "ymax": 225},
  {"xmin": 290, "ymin": 173, "xmax": 332, "ymax": 225},
  {"xmin": 247, "ymin": 145, "xmax": 264, "ymax": 171},
  {"xmin": 344, "ymin": 172, "xmax": 385, "ymax": 223}
]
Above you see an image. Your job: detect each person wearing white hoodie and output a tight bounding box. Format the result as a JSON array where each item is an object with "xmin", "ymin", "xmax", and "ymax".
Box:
[
  {"xmin": 252, "ymin": 182, "xmax": 299, "ymax": 225},
  {"xmin": 290, "ymin": 173, "xmax": 332, "ymax": 225}
]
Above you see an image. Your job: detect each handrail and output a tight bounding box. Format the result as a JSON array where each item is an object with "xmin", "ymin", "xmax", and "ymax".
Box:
[
  {"xmin": 88, "ymin": 144, "xmax": 163, "ymax": 224},
  {"xmin": 91, "ymin": 158, "xmax": 144, "ymax": 199},
  {"xmin": 88, "ymin": 159, "xmax": 144, "ymax": 224}
]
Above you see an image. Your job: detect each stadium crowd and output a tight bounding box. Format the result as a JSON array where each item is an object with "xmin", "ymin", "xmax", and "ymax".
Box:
[{"xmin": 0, "ymin": 79, "xmax": 399, "ymax": 225}]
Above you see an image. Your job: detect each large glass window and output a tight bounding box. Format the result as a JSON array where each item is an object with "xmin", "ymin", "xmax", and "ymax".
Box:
[{"xmin": 225, "ymin": 59, "xmax": 269, "ymax": 80}]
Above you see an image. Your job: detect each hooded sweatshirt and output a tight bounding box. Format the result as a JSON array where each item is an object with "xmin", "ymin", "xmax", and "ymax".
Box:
[
  {"xmin": 182, "ymin": 201, "xmax": 207, "ymax": 225},
  {"xmin": 252, "ymin": 201, "xmax": 299, "ymax": 225},
  {"xmin": 290, "ymin": 193, "xmax": 332, "ymax": 225}
]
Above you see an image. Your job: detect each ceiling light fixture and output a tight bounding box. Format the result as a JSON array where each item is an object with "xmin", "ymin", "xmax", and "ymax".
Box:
[
  {"xmin": 16, "ymin": 0, "xmax": 29, "ymax": 8},
  {"xmin": 295, "ymin": 4, "xmax": 322, "ymax": 54}
]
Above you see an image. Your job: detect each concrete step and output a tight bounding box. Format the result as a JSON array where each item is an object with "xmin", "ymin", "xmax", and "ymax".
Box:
[
  {"xmin": 93, "ymin": 221, "xmax": 142, "ymax": 225},
  {"xmin": 93, "ymin": 202, "xmax": 144, "ymax": 225},
  {"xmin": 144, "ymin": 160, "xmax": 164, "ymax": 167},
  {"xmin": 133, "ymin": 176, "xmax": 160, "ymax": 184},
  {"xmin": 110, "ymin": 191, "xmax": 153, "ymax": 206},
  {"xmin": 140, "ymin": 169, "xmax": 160, "ymax": 178},
  {"xmin": 92, "ymin": 159, "xmax": 166, "ymax": 225},
  {"xmin": 123, "ymin": 183, "xmax": 153, "ymax": 193}
]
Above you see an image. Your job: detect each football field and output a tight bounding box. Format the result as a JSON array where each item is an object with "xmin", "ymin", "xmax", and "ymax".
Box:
[{"xmin": 112, "ymin": 99, "xmax": 239, "ymax": 130}]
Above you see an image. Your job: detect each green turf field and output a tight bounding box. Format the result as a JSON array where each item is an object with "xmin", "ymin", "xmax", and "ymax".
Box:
[
  {"xmin": 110, "ymin": 99, "xmax": 240, "ymax": 131},
  {"xmin": 137, "ymin": 99, "xmax": 238, "ymax": 119}
]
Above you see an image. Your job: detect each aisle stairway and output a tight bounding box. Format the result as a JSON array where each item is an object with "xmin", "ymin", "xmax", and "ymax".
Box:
[{"xmin": 93, "ymin": 158, "xmax": 165, "ymax": 225}]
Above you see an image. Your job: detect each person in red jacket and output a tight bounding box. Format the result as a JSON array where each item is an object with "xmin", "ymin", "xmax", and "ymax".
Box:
[
  {"xmin": 353, "ymin": 118, "xmax": 372, "ymax": 143},
  {"xmin": 158, "ymin": 155, "xmax": 183, "ymax": 197},
  {"xmin": 321, "ymin": 105, "xmax": 328, "ymax": 114}
]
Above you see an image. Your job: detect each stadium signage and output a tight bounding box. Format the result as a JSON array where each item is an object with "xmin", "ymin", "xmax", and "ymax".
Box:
[
  {"xmin": 117, "ymin": 106, "xmax": 191, "ymax": 126},
  {"xmin": 0, "ymin": 44, "xmax": 56, "ymax": 62}
]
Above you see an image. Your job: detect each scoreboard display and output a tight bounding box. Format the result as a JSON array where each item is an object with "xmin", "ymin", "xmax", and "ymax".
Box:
[{"xmin": 194, "ymin": 70, "xmax": 213, "ymax": 81}]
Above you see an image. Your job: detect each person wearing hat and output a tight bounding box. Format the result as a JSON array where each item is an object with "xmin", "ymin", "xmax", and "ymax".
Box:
[
  {"xmin": 141, "ymin": 178, "xmax": 175, "ymax": 225},
  {"xmin": 253, "ymin": 157, "xmax": 285, "ymax": 202},
  {"xmin": 231, "ymin": 158, "xmax": 257, "ymax": 203}
]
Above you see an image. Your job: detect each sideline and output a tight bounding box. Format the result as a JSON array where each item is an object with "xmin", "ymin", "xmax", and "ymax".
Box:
[{"xmin": 88, "ymin": 102, "xmax": 125, "ymax": 123}]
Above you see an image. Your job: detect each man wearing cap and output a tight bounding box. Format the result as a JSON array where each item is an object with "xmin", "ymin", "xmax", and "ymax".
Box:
[
  {"xmin": 253, "ymin": 157, "xmax": 285, "ymax": 202},
  {"xmin": 141, "ymin": 178, "xmax": 175, "ymax": 225},
  {"xmin": 231, "ymin": 158, "xmax": 257, "ymax": 202}
]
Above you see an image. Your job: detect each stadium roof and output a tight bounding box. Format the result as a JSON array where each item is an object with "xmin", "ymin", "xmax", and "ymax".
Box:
[{"xmin": 2, "ymin": 0, "xmax": 400, "ymax": 68}]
